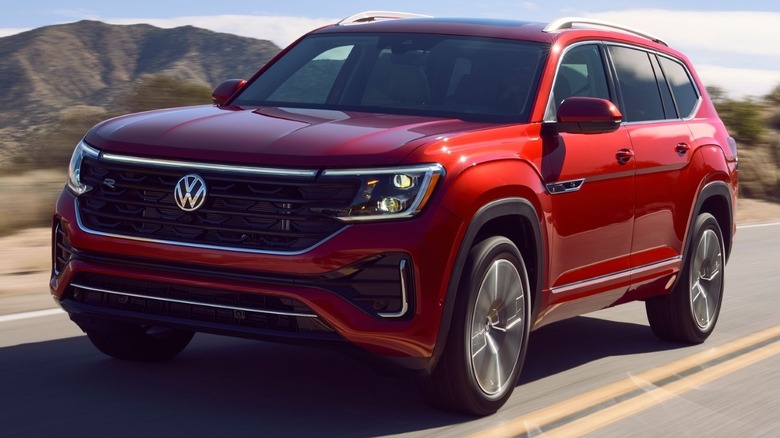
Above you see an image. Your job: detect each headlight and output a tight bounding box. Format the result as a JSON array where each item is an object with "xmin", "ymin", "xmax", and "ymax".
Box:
[
  {"xmin": 317, "ymin": 164, "xmax": 444, "ymax": 221},
  {"xmin": 67, "ymin": 140, "xmax": 99, "ymax": 195}
]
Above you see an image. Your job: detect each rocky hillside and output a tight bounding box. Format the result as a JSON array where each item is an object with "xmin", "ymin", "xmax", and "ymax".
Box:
[{"xmin": 0, "ymin": 20, "xmax": 280, "ymax": 167}]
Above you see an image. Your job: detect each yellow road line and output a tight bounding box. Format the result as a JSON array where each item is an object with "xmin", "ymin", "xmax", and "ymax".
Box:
[
  {"xmin": 543, "ymin": 340, "xmax": 780, "ymax": 437},
  {"xmin": 471, "ymin": 324, "xmax": 780, "ymax": 437}
]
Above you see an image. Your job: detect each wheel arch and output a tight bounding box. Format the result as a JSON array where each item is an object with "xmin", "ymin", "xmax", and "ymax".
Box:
[
  {"xmin": 688, "ymin": 181, "xmax": 734, "ymax": 263},
  {"xmin": 430, "ymin": 197, "xmax": 543, "ymax": 372}
]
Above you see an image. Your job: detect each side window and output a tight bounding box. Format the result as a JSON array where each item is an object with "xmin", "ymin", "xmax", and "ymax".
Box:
[
  {"xmin": 608, "ymin": 46, "xmax": 665, "ymax": 122},
  {"xmin": 658, "ymin": 56, "xmax": 699, "ymax": 118},
  {"xmin": 267, "ymin": 45, "xmax": 355, "ymax": 104},
  {"xmin": 650, "ymin": 55, "xmax": 677, "ymax": 119},
  {"xmin": 546, "ymin": 44, "xmax": 610, "ymax": 121}
]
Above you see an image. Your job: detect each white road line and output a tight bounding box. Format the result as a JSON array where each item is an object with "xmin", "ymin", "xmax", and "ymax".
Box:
[
  {"xmin": 0, "ymin": 308, "xmax": 65, "ymax": 323},
  {"xmin": 738, "ymin": 222, "xmax": 780, "ymax": 229},
  {"xmin": 0, "ymin": 222, "xmax": 775, "ymax": 323}
]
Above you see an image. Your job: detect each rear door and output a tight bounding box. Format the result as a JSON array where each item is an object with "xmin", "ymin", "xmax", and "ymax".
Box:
[{"xmin": 607, "ymin": 45, "xmax": 700, "ymax": 271}]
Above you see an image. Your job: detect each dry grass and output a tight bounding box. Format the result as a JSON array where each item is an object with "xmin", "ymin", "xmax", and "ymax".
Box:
[
  {"xmin": 0, "ymin": 166, "xmax": 776, "ymax": 298},
  {"xmin": 0, "ymin": 169, "xmax": 65, "ymax": 237}
]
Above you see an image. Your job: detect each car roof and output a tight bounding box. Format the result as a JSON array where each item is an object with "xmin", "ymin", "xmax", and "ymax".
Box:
[
  {"xmin": 313, "ymin": 17, "xmax": 555, "ymax": 43},
  {"xmin": 311, "ymin": 14, "xmax": 670, "ymax": 51}
]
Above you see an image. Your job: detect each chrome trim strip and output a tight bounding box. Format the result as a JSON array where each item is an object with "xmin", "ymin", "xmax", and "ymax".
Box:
[
  {"xmin": 74, "ymin": 199, "xmax": 349, "ymax": 256},
  {"xmin": 545, "ymin": 178, "xmax": 585, "ymax": 194},
  {"xmin": 100, "ymin": 152, "xmax": 318, "ymax": 178},
  {"xmin": 72, "ymin": 283, "xmax": 318, "ymax": 318},
  {"xmin": 321, "ymin": 163, "xmax": 444, "ymax": 176},
  {"xmin": 323, "ymin": 164, "xmax": 445, "ymax": 222},
  {"xmin": 551, "ymin": 257, "xmax": 681, "ymax": 294},
  {"xmin": 378, "ymin": 259, "xmax": 410, "ymax": 318},
  {"xmin": 630, "ymin": 256, "xmax": 682, "ymax": 276}
]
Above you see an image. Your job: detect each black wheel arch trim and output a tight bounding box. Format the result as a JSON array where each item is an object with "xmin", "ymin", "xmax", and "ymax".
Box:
[
  {"xmin": 686, "ymin": 181, "xmax": 734, "ymax": 263},
  {"xmin": 430, "ymin": 197, "xmax": 543, "ymax": 373}
]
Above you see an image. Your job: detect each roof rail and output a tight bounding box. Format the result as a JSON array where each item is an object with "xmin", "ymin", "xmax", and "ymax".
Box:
[
  {"xmin": 543, "ymin": 17, "xmax": 668, "ymax": 46},
  {"xmin": 337, "ymin": 11, "xmax": 432, "ymax": 26}
]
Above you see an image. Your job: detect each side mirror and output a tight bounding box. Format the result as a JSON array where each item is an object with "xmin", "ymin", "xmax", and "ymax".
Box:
[
  {"xmin": 555, "ymin": 97, "xmax": 622, "ymax": 134},
  {"xmin": 212, "ymin": 79, "xmax": 247, "ymax": 105}
]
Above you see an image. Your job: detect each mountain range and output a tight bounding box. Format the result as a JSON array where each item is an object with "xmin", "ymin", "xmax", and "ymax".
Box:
[{"xmin": 0, "ymin": 20, "xmax": 281, "ymax": 167}]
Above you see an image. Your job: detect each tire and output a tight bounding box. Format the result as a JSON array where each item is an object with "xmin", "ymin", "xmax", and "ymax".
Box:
[
  {"xmin": 421, "ymin": 236, "xmax": 531, "ymax": 415},
  {"xmin": 86, "ymin": 325, "xmax": 194, "ymax": 362},
  {"xmin": 646, "ymin": 212, "xmax": 725, "ymax": 344}
]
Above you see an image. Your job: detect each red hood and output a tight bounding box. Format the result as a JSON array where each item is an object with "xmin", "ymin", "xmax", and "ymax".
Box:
[{"xmin": 84, "ymin": 106, "xmax": 489, "ymax": 167}]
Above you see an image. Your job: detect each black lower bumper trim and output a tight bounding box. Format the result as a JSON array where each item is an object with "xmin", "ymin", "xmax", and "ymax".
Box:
[{"xmin": 60, "ymin": 299, "xmax": 344, "ymax": 346}]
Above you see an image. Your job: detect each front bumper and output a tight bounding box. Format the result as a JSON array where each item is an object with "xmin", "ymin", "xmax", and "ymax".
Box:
[{"xmin": 52, "ymin": 189, "xmax": 464, "ymax": 370}]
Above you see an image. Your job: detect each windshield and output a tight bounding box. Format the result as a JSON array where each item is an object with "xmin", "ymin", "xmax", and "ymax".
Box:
[{"xmin": 233, "ymin": 33, "xmax": 548, "ymax": 123}]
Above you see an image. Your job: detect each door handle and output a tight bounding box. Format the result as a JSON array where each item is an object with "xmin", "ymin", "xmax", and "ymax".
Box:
[
  {"xmin": 675, "ymin": 142, "xmax": 690, "ymax": 156},
  {"xmin": 616, "ymin": 149, "xmax": 634, "ymax": 165}
]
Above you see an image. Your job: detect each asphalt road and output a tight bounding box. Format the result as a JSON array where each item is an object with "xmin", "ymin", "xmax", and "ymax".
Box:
[{"xmin": 1, "ymin": 223, "xmax": 778, "ymax": 437}]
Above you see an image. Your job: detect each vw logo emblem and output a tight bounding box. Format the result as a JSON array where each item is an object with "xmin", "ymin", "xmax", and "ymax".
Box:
[{"xmin": 174, "ymin": 174, "xmax": 207, "ymax": 211}]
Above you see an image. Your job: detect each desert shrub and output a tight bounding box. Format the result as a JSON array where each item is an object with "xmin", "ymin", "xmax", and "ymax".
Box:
[
  {"xmin": 122, "ymin": 75, "xmax": 212, "ymax": 113},
  {"xmin": 738, "ymin": 147, "xmax": 779, "ymax": 200}
]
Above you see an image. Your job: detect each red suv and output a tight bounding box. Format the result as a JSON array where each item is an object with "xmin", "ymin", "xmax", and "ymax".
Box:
[{"xmin": 52, "ymin": 12, "xmax": 738, "ymax": 415}]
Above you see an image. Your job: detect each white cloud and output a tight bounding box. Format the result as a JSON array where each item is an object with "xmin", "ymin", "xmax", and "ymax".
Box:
[
  {"xmin": 106, "ymin": 15, "xmax": 337, "ymax": 48},
  {"xmin": 0, "ymin": 27, "xmax": 29, "ymax": 38},
  {"xmin": 45, "ymin": 8, "xmax": 100, "ymax": 21},
  {"xmin": 583, "ymin": 10, "xmax": 780, "ymax": 98},
  {"xmin": 3, "ymin": 10, "xmax": 777, "ymax": 98},
  {"xmin": 696, "ymin": 64, "xmax": 780, "ymax": 99},
  {"xmin": 584, "ymin": 10, "xmax": 780, "ymax": 57},
  {"xmin": 112, "ymin": 10, "xmax": 779, "ymax": 98}
]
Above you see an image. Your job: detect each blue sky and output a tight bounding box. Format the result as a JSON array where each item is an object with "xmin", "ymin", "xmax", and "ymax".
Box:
[{"xmin": 2, "ymin": 0, "xmax": 779, "ymax": 98}]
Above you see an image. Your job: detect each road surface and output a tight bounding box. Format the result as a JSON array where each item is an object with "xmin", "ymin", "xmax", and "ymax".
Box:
[{"xmin": 1, "ymin": 223, "xmax": 778, "ymax": 437}]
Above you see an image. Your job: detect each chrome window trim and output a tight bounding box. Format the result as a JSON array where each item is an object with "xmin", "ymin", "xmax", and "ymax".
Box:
[
  {"xmin": 74, "ymin": 199, "xmax": 349, "ymax": 256},
  {"xmin": 71, "ymin": 283, "xmax": 319, "ymax": 318},
  {"xmin": 605, "ymin": 42, "xmax": 702, "ymax": 122},
  {"xmin": 654, "ymin": 51, "xmax": 703, "ymax": 120},
  {"xmin": 545, "ymin": 40, "xmax": 703, "ymax": 124},
  {"xmin": 543, "ymin": 40, "xmax": 611, "ymax": 123}
]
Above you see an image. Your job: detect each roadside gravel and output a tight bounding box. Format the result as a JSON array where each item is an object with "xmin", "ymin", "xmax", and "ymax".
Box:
[{"xmin": 1, "ymin": 198, "xmax": 778, "ymax": 313}]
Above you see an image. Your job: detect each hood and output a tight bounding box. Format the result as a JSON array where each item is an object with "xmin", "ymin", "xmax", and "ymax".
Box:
[{"xmin": 84, "ymin": 106, "xmax": 490, "ymax": 167}]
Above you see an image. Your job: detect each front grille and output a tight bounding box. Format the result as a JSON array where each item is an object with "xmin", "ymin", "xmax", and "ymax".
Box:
[
  {"xmin": 76, "ymin": 155, "xmax": 357, "ymax": 252},
  {"xmin": 68, "ymin": 273, "xmax": 335, "ymax": 334}
]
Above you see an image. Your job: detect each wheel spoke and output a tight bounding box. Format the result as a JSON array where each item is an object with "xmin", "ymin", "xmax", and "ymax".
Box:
[
  {"xmin": 470, "ymin": 258, "xmax": 528, "ymax": 395},
  {"xmin": 689, "ymin": 228, "xmax": 723, "ymax": 331},
  {"xmin": 485, "ymin": 334, "xmax": 502, "ymax": 389},
  {"xmin": 692, "ymin": 281, "xmax": 710, "ymax": 326},
  {"xmin": 506, "ymin": 294, "xmax": 524, "ymax": 330},
  {"xmin": 471, "ymin": 328, "xmax": 488, "ymax": 357}
]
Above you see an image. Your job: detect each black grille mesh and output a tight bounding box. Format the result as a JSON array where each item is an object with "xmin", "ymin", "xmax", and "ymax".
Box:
[{"xmin": 76, "ymin": 156, "xmax": 356, "ymax": 252}]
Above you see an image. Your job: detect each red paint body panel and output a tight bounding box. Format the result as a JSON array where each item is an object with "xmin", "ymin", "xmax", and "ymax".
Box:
[
  {"xmin": 85, "ymin": 106, "xmax": 491, "ymax": 167},
  {"xmin": 51, "ymin": 16, "xmax": 738, "ymax": 370}
]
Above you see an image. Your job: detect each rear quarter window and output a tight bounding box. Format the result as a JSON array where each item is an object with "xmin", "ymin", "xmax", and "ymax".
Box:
[{"xmin": 658, "ymin": 56, "xmax": 700, "ymax": 118}]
